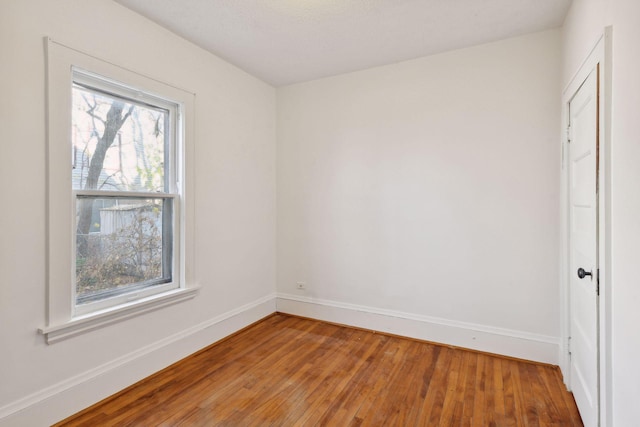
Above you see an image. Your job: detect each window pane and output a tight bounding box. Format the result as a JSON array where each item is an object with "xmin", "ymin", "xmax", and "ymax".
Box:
[
  {"xmin": 72, "ymin": 84, "xmax": 169, "ymax": 193},
  {"xmin": 75, "ymin": 197, "xmax": 173, "ymax": 305}
]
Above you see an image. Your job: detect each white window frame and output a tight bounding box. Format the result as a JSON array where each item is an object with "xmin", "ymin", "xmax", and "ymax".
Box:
[
  {"xmin": 40, "ymin": 38, "xmax": 197, "ymax": 343},
  {"xmin": 71, "ymin": 69, "xmax": 180, "ymax": 316}
]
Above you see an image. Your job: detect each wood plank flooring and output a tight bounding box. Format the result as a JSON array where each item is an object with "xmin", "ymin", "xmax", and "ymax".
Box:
[{"xmin": 56, "ymin": 314, "xmax": 583, "ymax": 426}]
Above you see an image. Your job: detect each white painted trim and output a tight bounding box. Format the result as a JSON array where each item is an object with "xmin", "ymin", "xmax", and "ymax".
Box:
[
  {"xmin": 560, "ymin": 27, "xmax": 612, "ymax": 427},
  {"xmin": 277, "ymin": 294, "xmax": 560, "ymax": 364},
  {"xmin": 45, "ymin": 37, "xmax": 197, "ymax": 333},
  {"xmin": 38, "ymin": 287, "xmax": 200, "ymax": 343},
  {"xmin": 0, "ymin": 294, "xmax": 276, "ymax": 426}
]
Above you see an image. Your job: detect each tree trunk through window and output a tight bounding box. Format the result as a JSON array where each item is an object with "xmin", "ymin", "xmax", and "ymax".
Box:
[{"xmin": 76, "ymin": 101, "xmax": 133, "ymax": 257}]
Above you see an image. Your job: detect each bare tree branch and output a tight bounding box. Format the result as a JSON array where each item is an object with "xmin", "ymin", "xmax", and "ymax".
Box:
[{"xmin": 81, "ymin": 93, "xmax": 106, "ymax": 126}]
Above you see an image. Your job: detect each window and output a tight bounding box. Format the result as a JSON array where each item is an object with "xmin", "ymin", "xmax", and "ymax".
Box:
[
  {"xmin": 41, "ymin": 39, "xmax": 196, "ymax": 342},
  {"xmin": 71, "ymin": 70, "xmax": 179, "ymax": 315}
]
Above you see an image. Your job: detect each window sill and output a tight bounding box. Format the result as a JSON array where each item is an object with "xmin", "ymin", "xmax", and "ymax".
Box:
[{"xmin": 38, "ymin": 287, "xmax": 199, "ymax": 344}]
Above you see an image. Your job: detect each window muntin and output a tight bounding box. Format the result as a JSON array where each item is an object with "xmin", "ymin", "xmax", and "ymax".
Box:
[{"xmin": 71, "ymin": 69, "xmax": 180, "ymax": 315}]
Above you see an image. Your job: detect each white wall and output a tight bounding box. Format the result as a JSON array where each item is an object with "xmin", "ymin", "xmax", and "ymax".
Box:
[
  {"xmin": 563, "ymin": 0, "xmax": 640, "ymax": 425},
  {"xmin": 0, "ymin": 0, "xmax": 276, "ymax": 425},
  {"xmin": 277, "ymin": 31, "xmax": 562, "ymax": 362},
  {"xmin": 609, "ymin": 2, "xmax": 640, "ymax": 422}
]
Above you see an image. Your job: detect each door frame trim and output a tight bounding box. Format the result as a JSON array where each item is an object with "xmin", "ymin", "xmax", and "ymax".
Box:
[{"xmin": 560, "ymin": 27, "xmax": 612, "ymax": 427}]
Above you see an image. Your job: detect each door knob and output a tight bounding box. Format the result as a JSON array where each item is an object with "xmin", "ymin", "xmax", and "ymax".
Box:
[{"xmin": 577, "ymin": 268, "xmax": 592, "ymax": 279}]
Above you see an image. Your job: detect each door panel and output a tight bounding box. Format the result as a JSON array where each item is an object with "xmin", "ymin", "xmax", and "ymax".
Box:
[{"xmin": 568, "ymin": 68, "xmax": 599, "ymax": 427}]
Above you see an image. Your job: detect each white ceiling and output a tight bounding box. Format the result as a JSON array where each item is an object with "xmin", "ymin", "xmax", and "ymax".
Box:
[{"xmin": 114, "ymin": 0, "xmax": 571, "ymax": 87}]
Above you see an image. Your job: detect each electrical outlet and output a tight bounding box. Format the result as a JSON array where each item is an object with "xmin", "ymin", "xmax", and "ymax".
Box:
[{"xmin": 296, "ymin": 282, "xmax": 306, "ymax": 290}]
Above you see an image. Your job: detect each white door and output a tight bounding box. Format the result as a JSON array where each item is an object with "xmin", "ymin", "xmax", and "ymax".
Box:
[{"xmin": 568, "ymin": 67, "xmax": 599, "ymax": 427}]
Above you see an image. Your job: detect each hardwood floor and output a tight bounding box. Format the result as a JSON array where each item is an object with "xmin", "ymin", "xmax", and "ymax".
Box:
[{"xmin": 56, "ymin": 314, "xmax": 583, "ymax": 426}]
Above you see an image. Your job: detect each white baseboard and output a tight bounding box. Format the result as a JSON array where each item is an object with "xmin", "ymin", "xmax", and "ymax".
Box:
[
  {"xmin": 276, "ymin": 294, "xmax": 560, "ymax": 365},
  {"xmin": 0, "ymin": 294, "xmax": 276, "ymax": 427}
]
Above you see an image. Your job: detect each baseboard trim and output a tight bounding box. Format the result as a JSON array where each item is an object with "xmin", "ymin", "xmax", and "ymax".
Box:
[
  {"xmin": 0, "ymin": 294, "xmax": 276, "ymax": 426},
  {"xmin": 276, "ymin": 294, "xmax": 560, "ymax": 365}
]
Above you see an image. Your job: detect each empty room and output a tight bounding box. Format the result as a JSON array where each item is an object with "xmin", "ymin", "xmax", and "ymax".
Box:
[{"xmin": 1, "ymin": 0, "xmax": 639, "ymax": 425}]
